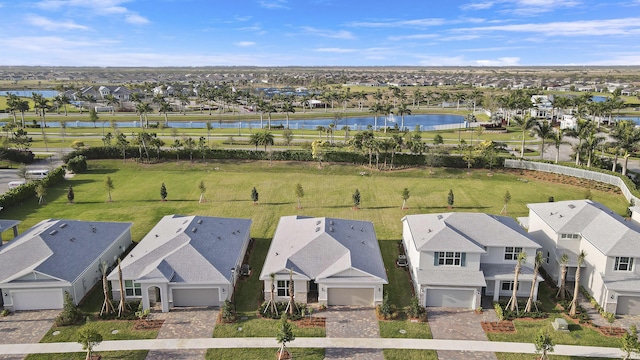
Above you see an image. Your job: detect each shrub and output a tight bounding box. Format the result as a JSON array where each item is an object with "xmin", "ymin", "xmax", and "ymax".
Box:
[
  {"xmin": 134, "ymin": 302, "xmax": 150, "ymax": 320},
  {"xmin": 66, "ymin": 155, "xmax": 88, "ymax": 173},
  {"xmin": 55, "ymin": 291, "xmax": 83, "ymax": 326},
  {"xmin": 494, "ymin": 302, "xmax": 505, "ymax": 321},
  {"xmin": 377, "ymin": 292, "xmax": 397, "ymax": 320},
  {"xmin": 221, "ymin": 300, "xmax": 236, "ymax": 322},
  {"xmin": 1, "ymin": 309, "xmax": 9, "ymax": 317},
  {"xmin": 405, "ymin": 296, "xmax": 426, "ymax": 320},
  {"xmin": 259, "ymin": 301, "xmax": 308, "ymax": 321},
  {"xmin": 0, "ymin": 148, "xmax": 35, "ymax": 164},
  {"xmin": 0, "ymin": 166, "xmax": 65, "ymax": 209}
]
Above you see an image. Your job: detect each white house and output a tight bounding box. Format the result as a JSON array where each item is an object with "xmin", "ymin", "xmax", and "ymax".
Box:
[
  {"xmin": 108, "ymin": 215, "xmax": 252, "ymax": 312},
  {"xmin": 560, "ymin": 114, "xmax": 577, "ymax": 130},
  {"xmin": 260, "ymin": 216, "xmax": 388, "ymax": 307},
  {"xmin": 526, "ymin": 200, "xmax": 640, "ymax": 315},
  {"xmin": 0, "ymin": 219, "xmax": 132, "ymax": 311},
  {"xmin": 402, "ymin": 213, "xmax": 542, "ymax": 309}
]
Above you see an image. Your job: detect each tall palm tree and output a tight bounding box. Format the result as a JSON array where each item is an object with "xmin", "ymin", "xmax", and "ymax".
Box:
[
  {"xmin": 159, "ymin": 101, "xmax": 173, "ymax": 125},
  {"xmin": 382, "ymin": 104, "xmax": 393, "ymax": 133},
  {"xmin": 551, "ymin": 129, "xmax": 567, "ymax": 164},
  {"xmin": 264, "ymin": 103, "xmax": 277, "ymax": 130},
  {"xmin": 525, "ymin": 251, "xmax": 544, "ymax": 313},
  {"xmin": 15, "ymin": 99, "xmax": 30, "ymax": 127},
  {"xmin": 281, "ymin": 102, "xmax": 295, "ymax": 129},
  {"xmin": 584, "ymin": 130, "xmax": 605, "ymax": 168},
  {"xmin": 259, "ymin": 131, "xmax": 274, "ymax": 151},
  {"xmin": 412, "ymin": 88, "xmax": 423, "ymax": 108},
  {"xmin": 610, "ymin": 120, "xmax": 640, "ymax": 175},
  {"xmin": 567, "ymin": 110, "xmax": 594, "ymax": 166},
  {"xmin": 453, "ymin": 92, "xmax": 465, "ymax": 111},
  {"xmin": 33, "ymin": 95, "xmax": 51, "ymax": 128},
  {"xmin": 396, "ymin": 103, "xmax": 411, "ymax": 131},
  {"xmin": 54, "ymin": 94, "xmax": 71, "ymax": 116},
  {"xmin": 369, "ymin": 103, "xmax": 383, "ymax": 132},
  {"xmin": 569, "ymin": 250, "xmax": 587, "ymax": 317},
  {"xmin": 533, "ymin": 120, "xmax": 554, "ymax": 160},
  {"xmin": 557, "ymin": 253, "xmax": 570, "ymax": 300},
  {"xmin": 135, "ymin": 102, "xmax": 152, "ymax": 128},
  {"xmin": 513, "ymin": 115, "xmax": 536, "ymax": 158},
  {"xmin": 104, "ymin": 94, "xmax": 119, "ymax": 116},
  {"xmin": 509, "ymin": 252, "xmax": 527, "ymax": 312}
]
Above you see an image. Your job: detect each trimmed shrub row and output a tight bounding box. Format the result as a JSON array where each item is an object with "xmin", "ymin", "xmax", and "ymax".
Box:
[
  {"xmin": 0, "ymin": 148, "xmax": 35, "ymax": 164},
  {"xmin": 0, "ymin": 166, "xmax": 65, "ymax": 208}
]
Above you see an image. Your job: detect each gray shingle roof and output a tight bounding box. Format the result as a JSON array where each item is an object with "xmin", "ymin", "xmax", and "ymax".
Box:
[
  {"xmin": 528, "ymin": 200, "xmax": 640, "ymax": 257},
  {"xmin": 0, "ymin": 219, "xmax": 132, "ymax": 284},
  {"xmin": 108, "ymin": 215, "xmax": 251, "ymax": 285},
  {"xmin": 259, "ymin": 216, "xmax": 387, "ymax": 284},
  {"xmin": 403, "ymin": 213, "xmax": 539, "ymax": 252},
  {"xmin": 415, "ymin": 268, "xmax": 487, "ymax": 287},
  {"xmin": 480, "ymin": 263, "xmax": 544, "ymax": 282},
  {"xmin": 602, "ymin": 274, "xmax": 640, "ymax": 292}
]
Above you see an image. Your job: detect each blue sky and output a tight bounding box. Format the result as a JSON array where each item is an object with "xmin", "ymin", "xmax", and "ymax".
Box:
[{"xmin": 1, "ymin": 0, "xmax": 640, "ymax": 67}]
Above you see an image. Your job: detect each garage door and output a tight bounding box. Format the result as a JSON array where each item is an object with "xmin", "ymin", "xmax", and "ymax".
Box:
[
  {"xmin": 327, "ymin": 288, "xmax": 374, "ymax": 306},
  {"xmin": 172, "ymin": 288, "xmax": 219, "ymax": 307},
  {"xmin": 426, "ymin": 288, "xmax": 474, "ymax": 308},
  {"xmin": 617, "ymin": 296, "xmax": 640, "ymax": 315},
  {"xmin": 12, "ymin": 289, "xmax": 63, "ymax": 310}
]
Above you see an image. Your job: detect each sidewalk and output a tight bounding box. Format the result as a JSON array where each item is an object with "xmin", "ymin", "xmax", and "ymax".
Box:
[{"xmin": 0, "ymin": 337, "xmax": 634, "ymax": 358}]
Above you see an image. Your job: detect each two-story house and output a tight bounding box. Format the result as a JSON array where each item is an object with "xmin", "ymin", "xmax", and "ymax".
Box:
[
  {"xmin": 260, "ymin": 216, "xmax": 388, "ymax": 307},
  {"xmin": 525, "ymin": 200, "xmax": 640, "ymax": 315},
  {"xmin": 402, "ymin": 213, "xmax": 542, "ymax": 309}
]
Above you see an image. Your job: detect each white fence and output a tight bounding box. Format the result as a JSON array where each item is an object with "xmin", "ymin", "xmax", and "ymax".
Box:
[{"xmin": 504, "ymin": 159, "xmax": 639, "ymax": 204}]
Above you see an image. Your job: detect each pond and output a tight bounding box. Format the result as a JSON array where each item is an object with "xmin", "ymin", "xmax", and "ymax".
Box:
[{"xmin": 0, "ymin": 90, "xmax": 58, "ymax": 98}]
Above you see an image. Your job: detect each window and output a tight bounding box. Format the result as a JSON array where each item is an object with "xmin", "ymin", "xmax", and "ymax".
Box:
[
  {"xmin": 277, "ymin": 280, "xmax": 291, "ymax": 297},
  {"xmin": 504, "ymin": 247, "xmax": 523, "ymax": 260},
  {"xmin": 124, "ymin": 280, "xmax": 141, "ymax": 297},
  {"xmin": 501, "ymin": 281, "xmax": 520, "ymax": 291},
  {"xmin": 615, "ymin": 257, "xmax": 634, "ymax": 271},
  {"xmin": 434, "ymin": 251, "xmax": 465, "ymax": 266},
  {"xmin": 560, "ymin": 233, "xmax": 580, "ymax": 240}
]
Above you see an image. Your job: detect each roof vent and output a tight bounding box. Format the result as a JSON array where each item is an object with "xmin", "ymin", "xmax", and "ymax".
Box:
[
  {"xmin": 437, "ymin": 215, "xmax": 443, "ymax": 220},
  {"xmin": 559, "ymin": 215, "xmax": 563, "ymax": 218},
  {"xmin": 217, "ymin": 236, "xmax": 221, "ymax": 240},
  {"xmin": 91, "ymin": 226, "xmax": 96, "ymax": 233},
  {"xmin": 183, "ymin": 220, "xmax": 189, "ymax": 224},
  {"xmin": 59, "ymin": 223, "xmax": 67, "ymax": 228},
  {"xmin": 197, "ymin": 219, "xmax": 203, "ymax": 224},
  {"xmin": 191, "ymin": 227, "xmax": 197, "ymax": 233},
  {"xmin": 361, "ymin": 240, "xmax": 365, "ymax": 244},
  {"xmin": 155, "ymin": 234, "xmax": 159, "ymax": 237},
  {"xmin": 329, "ymin": 227, "xmax": 334, "ymax": 232},
  {"xmin": 568, "ymin": 204, "xmax": 575, "ymax": 209},
  {"xmin": 428, "ymin": 229, "xmax": 432, "ymax": 233},
  {"xmin": 350, "ymin": 225, "xmax": 354, "ymax": 229},
  {"xmin": 49, "ymin": 230, "xmax": 58, "ymax": 235},
  {"xmin": 70, "ymin": 237, "xmax": 75, "ymax": 242},
  {"xmin": 316, "ymin": 220, "xmax": 321, "ymax": 225},
  {"xmin": 329, "ymin": 220, "xmax": 334, "ymax": 225},
  {"xmin": 360, "ymin": 228, "xmax": 364, "ymax": 232},
  {"xmin": 315, "ymin": 227, "xmax": 320, "ymax": 232},
  {"xmin": 176, "ymin": 228, "xmax": 182, "ymax": 233}
]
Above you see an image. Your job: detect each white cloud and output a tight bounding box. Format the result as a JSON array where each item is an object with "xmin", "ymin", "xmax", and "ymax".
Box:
[
  {"xmin": 34, "ymin": 0, "xmax": 148, "ymax": 24},
  {"xmin": 474, "ymin": 57, "xmax": 521, "ymax": 66},
  {"xmin": 314, "ymin": 47, "xmax": 356, "ymax": 53},
  {"xmin": 125, "ymin": 13, "xmax": 149, "ymax": 25},
  {"xmin": 347, "ymin": 18, "xmax": 446, "ymax": 28},
  {"xmin": 235, "ymin": 41, "xmax": 256, "ymax": 47},
  {"xmin": 388, "ymin": 34, "xmax": 438, "ymax": 41},
  {"xmin": 416, "ymin": 55, "xmax": 520, "ymax": 66},
  {"xmin": 26, "ymin": 15, "xmax": 89, "ymax": 31},
  {"xmin": 461, "ymin": 0, "xmax": 581, "ymax": 15},
  {"xmin": 300, "ymin": 26, "xmax": 355, "ymax": 39},
  {"xmin": 258, "ymin": 0, "xmax": 288, "ymax": 9},
  {"xmin": 456, "ymin": 17, "xmax": 640, "ymax": 37},
  {"xmin": 460, "ymin": 1, "xmax": 495, "ymax": 11}
]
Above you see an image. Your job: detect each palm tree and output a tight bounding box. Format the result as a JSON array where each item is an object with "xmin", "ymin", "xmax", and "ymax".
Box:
[
  {"xmin": 533, "ymin": 120, "xmax": 554, "ymax": 160},
  {"xmin": 16, "ymin": 99, "xmax": 30, "ymax": 128},
  {"xmin": 33, "ymin": 93, "xmax": 51, "ymax": 128},
  {"xmin": 569, "ymin": 251, "xmax": 586, "ymax": 317},
  {"xmin": 135, "ymin": 102, "xmax": 153, "ymax": 128},
  {"xmin": 551, "ymin": 129, "xmax": 567, "ymax": 164},
  {"xmin": 583, "ymin": 130, "xmax": 605, "ymax": 168},
  {"xmin": 412, "ymin": 88, "xmax": 423, "ymax": 108},
  {"xmin": 281, "ymin": 102, "xmax": 295, "ymax": 129},
  {"xmin": 396, "ymin": 103, "xmax": 411, "ymax": 131},
  {"xmin": 54, "ymin": 94, "xmax": 71, "ymax": 116},
  {"xmin": 158, "ymin": 101, "xmax": 173, "ymax": 125},
  {"xmin": 369, "ymin": 103, "xmax": 383, "ymax": 131},
  {"xmin": 513, "ymin": 115, "xmax": 536, "ymax": 158},
  {"xmin": 567, "ymin": 112, "xmax": 594, "ymax": 166},
  {"xmin": 258, "ymin": 131, "xmax": 274, "ymax": 151},
  {"xmin": 453, "ymin": 92, "xmax": 465, "ymax": 111},
  {"xmin": 557, "ymin": 253, "xmax": 570, "ymax": 300},
  {"xmin": 525, "ymin": 251, "xmax": 544, "ymax": 313},
  {"xmin": 610, "ymin": 120, "xmax": 640, "ymax": 175},
  {"xmin": 509, "ymin": 252, "xmax": 527, "ymax": 312},
  {"xmin": 177, "ymin": 93, "xmax": 189, "ymax": 114},
  {"xmin": 381, "ymin": 104, "xmax": 393, "ymax": 133},
  {"xmin": 104, "ymin": 94, "xmax": 119, "ymax": 116},
  {"xmin": 249, "ymin": 133, "xmax": 260, "ymax": 150},
  {"xmin": 264, "ymin": 103, "xmax": 277, "ymax": 129}
]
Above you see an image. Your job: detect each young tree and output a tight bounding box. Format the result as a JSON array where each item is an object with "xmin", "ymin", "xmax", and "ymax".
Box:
[
  {"xmin": 352, "ymin": 189, "xmax": 361, "ymax": 209},
  {"xmin": 295, "ymin": 183, "xmax": 304, "ymax": 209},
  {"xmin": 401, "ymin": 187, "xmax": 410, "ymax": 210},
  {"xmin": 89, "ymin": 107, "xmax": 99, "ymax": 128},
  {"xmin": 447, "ymin": 189, "xmax": 454, "ymax": 208},
  {"xmin": 569, "ymin": 250, "xmax": 587, "ymax": 317},
  {"xmin": 501, "ymin": 190, "xmax": 511, "ymax": 214},
  {"xmin": 67, "ymin": 185, "xmax": 75, "ymax": 204},
  {"xmin": 251, "ymin": 187, "xmax": 259, "ymax": 205},
  {"xmin": 99, "ymin": 262, "xmax": 114, "ymax": 316},
  {"xmin": 198, "ymin": 180, "xmax": 206, "ymax": 203},
  {"xmin": 105, "ymin": 176, "xmax": 114, "ymax": 202},
  {"xmin": 55, "ymin": 291, "xmax": 82, "ymax": 326},
  {"xmin": 534, "ymin": 330, "xmax": 554, "ymax": 360},
  {"xmin": 160, "ymin": 183, "xmax": 168, "ymax": 201},
  {"xmin": 621, "ymin": 324, "xmax": 640, "ymax": 360},
  {"xmin": 508, "ymin": 252, "xmax": 527, "ymax": 312},
  {"xmin": 525, "ymin": 251, "xmax": 544, "ymax": 313},
  {"xmin": 276, "ymin": 314, "xmax": 295, "ymax": 360},
  {"xmin": 78, "ymin": 325, "xmax": 103, "ymax": 360},
  {"xmin": 557, "ymin": 253, "xmax": 570, "ymax": 299},
  {"xmin": 35, "ymin": 183, "xmax": 46, "ymax": 205}
]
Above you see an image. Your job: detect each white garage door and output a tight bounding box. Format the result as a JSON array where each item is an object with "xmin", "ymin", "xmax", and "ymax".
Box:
[
  {"xmin": 327, "ymin": 288, "xmax": 374, "ymax": 306},
  {"xmin": 617, "ymin": 296, "xmax": 640, "ymax": 315},
  {"xmin": 12, "ymin": 289, "xmax": 63, "ymax": 310},
  {"xmin": 172, "ymin": 288, "xmax": 219, "ymax": 307},
  {"xmin": 426, "ymin": 289, "xmax": 474, "ymax": 308}
]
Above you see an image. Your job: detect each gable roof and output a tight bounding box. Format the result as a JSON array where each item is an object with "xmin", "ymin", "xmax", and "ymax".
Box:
[
  {"xmin": 108, "ymin": 215, "xmax": 251, "ymax": 285},
  {"xmin": 259, "ymin": 216, "xmax": 387, "ymax": 284},
  {"xmin": 403, "ymin": 213, "xmax": 538, "ymax": 252},
  {"xmin": 527, "ymin": 200, "xmax": 640, "ymax": 257},
  {"xmin": 0, "ymin": 219, "xmax": 131, "ymax": 284}
]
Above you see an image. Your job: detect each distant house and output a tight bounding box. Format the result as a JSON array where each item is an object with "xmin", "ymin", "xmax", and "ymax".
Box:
[
  {"xmin": 402, "ymin": 213, "xmax": 542, "ymax": 309},
  {"xmin": 260, "ymin": 216, "xmax": 387, "ymax": 306},
  {"xmin": 0, "ymin": 219, "xmax": 132, "ymax": 311},
  {"xmin": 525, "ymin": 200, "xmax": 640, "ymax": 315},
  {"xmin": 108, "ymin": 215, "xmax": 251, "ymax": 312}
]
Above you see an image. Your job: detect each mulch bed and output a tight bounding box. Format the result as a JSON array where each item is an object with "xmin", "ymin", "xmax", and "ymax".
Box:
[
  {"xmin": 505, "ymin": 169, "xmax": 621, "ymax": 194},
  {"xmin": 295, "ymin": 317, "xmax": 326, "ymax": 328},
  {"xmin": 481, "ymin": 321, "xmax": 516, "ymax": 333},
  {"xmin": 133, "ymin": 319, "xmax": 164, "ymax": 330},
  {"xmin": 597, "ymin": 326, "xmax": 627, "ymax": 337}
]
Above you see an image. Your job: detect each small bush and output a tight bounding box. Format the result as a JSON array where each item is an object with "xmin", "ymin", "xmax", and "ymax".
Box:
[
  {"xmin": 55, "ymin": 291, "xmax": 83, "ymax": 326},
  {"xmin": 221, "ymin": 300, "xmax": 236, "ymax": 323},
  {"xmin": 66, "ymin": 155, "xmax": 88, "ymax": 173},
  {"xmin": 259, "ymin": 301, "xmax": 308, "ymax": 321},
  {"xmin": 1, "ymin": 309, "xmax": 9, "ymax": 317}
]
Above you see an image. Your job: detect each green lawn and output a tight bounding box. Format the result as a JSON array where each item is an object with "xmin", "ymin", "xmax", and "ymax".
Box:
[
  {"xmin": 383, "ymin": 349, "xmax": 439, "ymax": 360},
  {"xmin": 212, "ymin": 315, "xmax": 325, "ymax": 338},
  {"xmin": 26, "ymin": 351, "xmax": 148, "ymax": 360},
  {"xmin": 496, "ymin": 354, "xmax": 612, "ymax": 360},
  {"xmin": 206, "ymin": 348, "xmax": 324, "ymax": 359},
  {"xmin": 39, "ymin": 320, "xmax": 159, "ymax": 343}
]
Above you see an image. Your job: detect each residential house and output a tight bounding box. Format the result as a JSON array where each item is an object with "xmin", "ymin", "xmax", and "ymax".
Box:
[
  {"xmin": 525, "ymin": 200, "xmax": 640, "ymax": 315},
  {"xmin": 402, "ymin": 213, "xmax": 542, "ymax": 309},
  {"xmin": 0, "ymin": 219, "xmax": 132, "ymax": 311},
  {"xmin": 108, "ymin": 215, "xmax": 251, "ymax": 312},
  {"xmin": 260, "ymin": 216, "xmax": 387, "ymax": 306}
]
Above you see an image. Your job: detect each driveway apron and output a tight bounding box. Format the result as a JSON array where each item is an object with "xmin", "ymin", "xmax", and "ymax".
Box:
[
  {"xmin": 321, "ymin": 306, "xmax": 383, "ymax": 360},
  {"xmin": 0, "ymin": 310, "xmax": 59, "ymax": 360},
  {"xmin": 428, "ymin": 307, "xmax": 498, "ymax": 360},
  {"xmin": 145, "ymin": 307, "xmax": 218, "ymax": 360}
]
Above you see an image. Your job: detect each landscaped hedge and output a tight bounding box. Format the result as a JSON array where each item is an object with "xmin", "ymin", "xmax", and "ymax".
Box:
[
  {"xmin": 0, "ymin": 148, "xmax": 35, "ymax": 164},
  {"xmin": 64, "ymin": 146, "xmax": 506, "ymax": 170},
  {"xmin": 0, "ymin": 166, "xmax": 65, "ymax": 208}
]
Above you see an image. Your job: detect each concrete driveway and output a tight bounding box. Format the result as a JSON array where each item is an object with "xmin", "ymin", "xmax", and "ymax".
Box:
[
  {"xmin": 427, "ymin": 307, "xmax": 498, "ymax": 360},
  {"xmin": 0, "ymin": 310, "xmax": 59, "ymax": 360}
]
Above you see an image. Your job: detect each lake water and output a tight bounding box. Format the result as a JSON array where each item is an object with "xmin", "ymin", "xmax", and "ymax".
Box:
[
  {"xmin": 0, "ymin": 90, "xmax": 58, "ymax": 98},
  {"xmin": 9, "ymin": 114, "xmax": 466, "ymax": 131}
]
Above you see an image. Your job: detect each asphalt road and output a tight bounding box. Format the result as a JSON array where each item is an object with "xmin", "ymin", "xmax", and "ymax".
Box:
[{"xmin": 0, "ymin": 151, "xmax": 65, "ymax": 193}]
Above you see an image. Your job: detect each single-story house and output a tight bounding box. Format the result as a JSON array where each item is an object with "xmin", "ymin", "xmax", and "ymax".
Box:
[
  {"xmin": 108, "ymin": 215, "xmax": 252, "ymax": 312},
  {"xmin": 0, "ymin": 219, "xmax": 132, "ymax": 311},
  {"xmin": 260, "ymin": 216, "xmax": 388, "ymax": 306},
  {"xmin": 402, "ymin": 213, "xmax": 542, "ymax": 309}
]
